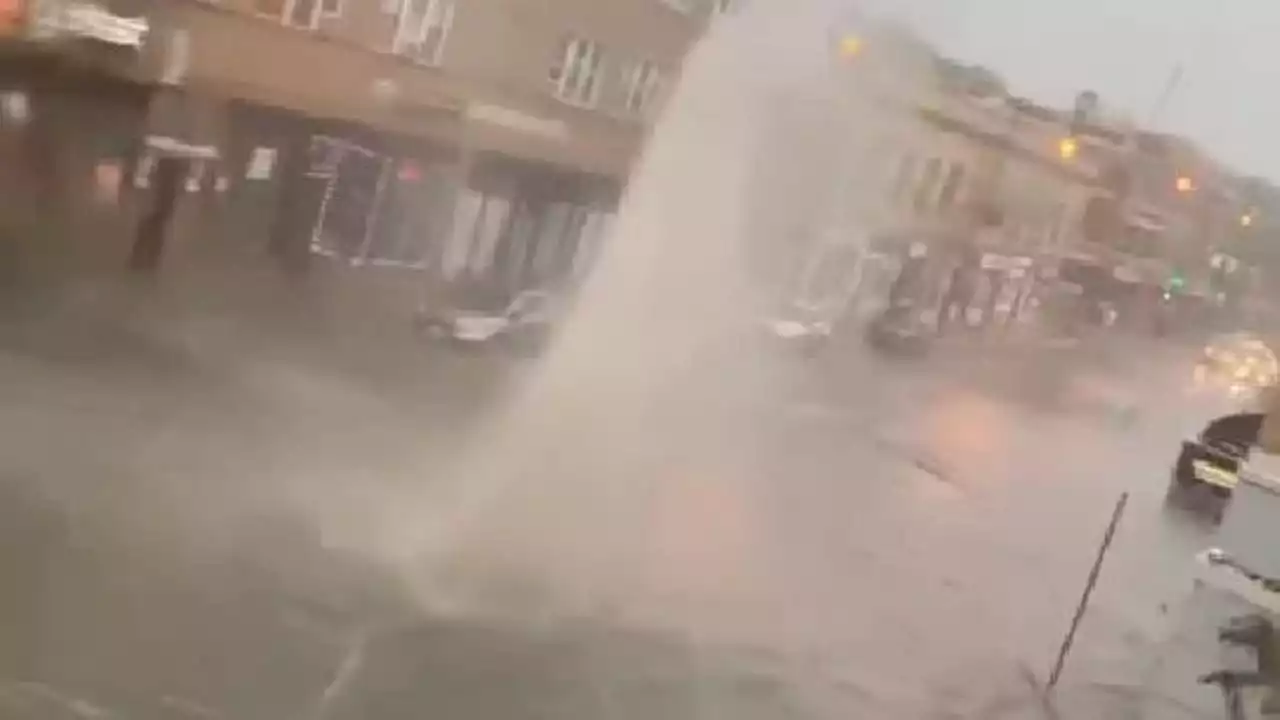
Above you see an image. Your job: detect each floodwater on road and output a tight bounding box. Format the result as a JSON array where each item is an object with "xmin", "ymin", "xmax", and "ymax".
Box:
[
  {"xmin": 0, "ymin": 302, "xmax": 1231, "ymax": 719},
  {"xmin": 0, "ymin": 0, "xmax": 1242, "ymax": 715}
]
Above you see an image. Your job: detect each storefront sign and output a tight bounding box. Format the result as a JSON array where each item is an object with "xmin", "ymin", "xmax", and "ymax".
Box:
[
  {"xmin": 36, "ymin": 1, "xmax": 148, "ymax": 47},
  {"xmin": 980, "ymin": 253, "xmax": 1033, "ymax": 273},
  {"xmin": 145, "ymin": 134, "xmax": 217, "ymax": 159},
  {"xmin": 1112, "ymin": 265, "xmax": 1141, "ymax": 284},
  {"xmin": 464, "ymin": 103, "xmax": 569, "ymax": 141}
]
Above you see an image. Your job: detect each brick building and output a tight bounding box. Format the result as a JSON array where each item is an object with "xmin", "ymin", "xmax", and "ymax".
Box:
[{"xmin": 0, "ymin": 0, "xmax": 715, "ymax": 310}]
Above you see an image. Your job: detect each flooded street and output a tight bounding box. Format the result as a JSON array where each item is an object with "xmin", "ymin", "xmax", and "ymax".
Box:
[
  {"xmin": 0, "ymin": 0, "xmax": 1268, "ymax": 717},
  {"xmin": 0, "ymin": 307, "xmax": 1234, "ymax": 718}
]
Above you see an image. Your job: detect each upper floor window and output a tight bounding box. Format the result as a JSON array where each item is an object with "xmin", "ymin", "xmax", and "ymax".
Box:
[
  {"xmin": 625, "ymin": 60, "xmax": 661, "ymax": 114},
  {"xmin": 913, "ymin": 157, "xmax": 943, "ymax": 214},
  {"xmin": 890, "ymin": 153, "xmax": 917, "ymax": 203},
  {"xmin": 936, "ymin": 162, "xmax": 967, "ymax": 211},
  {"xmin": 255, "ymin": 0, "xmax": 323, "ymax": 29},
  {"xmin": 549, "ymin": 37, "xmax": 604, "ymax": 107},
  {"xmin": 393, "ymin": 0, "xmax": 455, "ymax": 66},
  {"xmin": 253, "ymin": 0, "xmax": 286, "ymax": 21}
]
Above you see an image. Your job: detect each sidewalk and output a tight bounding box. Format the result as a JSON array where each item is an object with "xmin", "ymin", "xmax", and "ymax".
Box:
[
  {"xmin": 0, "ymin": 268, "xmax": 525, "ymax": 546},
  {"xmin": 3, "ymin": 267, "xmax": 521, "ymax": 408}
]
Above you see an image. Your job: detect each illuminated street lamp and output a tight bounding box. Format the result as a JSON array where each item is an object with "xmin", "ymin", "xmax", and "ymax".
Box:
[
  {"xmin": 838, "ymin": 34, "xmax": 863, "ymax": 59},
  {"xmin": 1241, "ymin": 211, "xmax": 1256, "ymax": 228},
  {"xmin": 1176, "ymin": 175, "xmax": 1195, "ymax": 193},
  {"xmin": 1057, "ymin": 136, "xmax": 1078, "ymax": 161}
]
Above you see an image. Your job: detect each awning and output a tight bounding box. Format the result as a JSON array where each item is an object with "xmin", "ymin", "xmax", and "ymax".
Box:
[{"xmin": 145, "ymin": 134, "xmax": 217, "ymax": 159}]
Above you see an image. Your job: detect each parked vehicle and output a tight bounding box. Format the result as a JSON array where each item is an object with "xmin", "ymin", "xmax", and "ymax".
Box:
[
  {"xmin": 1168, "ymin": 438, "xmax": 1242, "ymax": 523},
  {"xmin": 864, "ymin": 302, "xmax": 931, "ymax": 356},
  {"xmin": 763, "ymin": 311, "xmax": 832, "ymax": 358},
  {"xmin": 1168, "ymin": 411, "xmax": 1265, "ymax": 523},
  {"xmin": 414, "ymin": 290, "xmax": 559, "ymax": 356}
]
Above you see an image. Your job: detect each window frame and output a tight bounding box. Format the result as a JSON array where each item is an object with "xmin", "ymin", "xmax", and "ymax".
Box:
[
  {"xmin": 657, "ymin": 0, "xmax": 695, "ymax": 12},
  {"xmin": 935, "ymin": 162, "xmax": 967, "ymax": 211},
  {"xmin": 624, "ymin": 59, "xmax": 661, "ymax": 115},
  {"xmin": 912, "ymin": 157, "xmax": 943, "ymax": 214},
  {"xmin": 257, "ymin": 0, "xmax": 321, "ymax": 30},
  {"xmin": 391, "ymin": 0, "xmax": 456, "ymax": 66},
  {"xmin": 550, "ymin": 37, "xmax": 605, "ymax": 108}
]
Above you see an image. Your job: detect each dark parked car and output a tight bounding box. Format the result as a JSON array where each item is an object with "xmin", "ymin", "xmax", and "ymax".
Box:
[
  {"xmin": 1167, "ymin": 411, "xmax": 1264, "ymax": 523},
  {"xmin": 1168, "ymin": 438, "xmax": 1243, "ymax": 523}
]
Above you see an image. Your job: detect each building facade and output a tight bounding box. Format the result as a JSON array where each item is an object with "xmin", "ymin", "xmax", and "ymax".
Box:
[{"xmin": 0, "ymin": 0, "xmax": 711, "ymax": 312}]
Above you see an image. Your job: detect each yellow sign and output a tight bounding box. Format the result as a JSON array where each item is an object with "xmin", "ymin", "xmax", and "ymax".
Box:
[
  {"xmin": 1058, "ymin": 136, "xmax": 1079, "ymax": 161},
  {"xmin": 838, "ymin": 35, "xmax": 863, "ymax": 59}
]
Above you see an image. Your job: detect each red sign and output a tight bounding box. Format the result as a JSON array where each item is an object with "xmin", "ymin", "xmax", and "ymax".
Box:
[
  {"xmin": 397, "ymin": 160, "xmax": 421, "ymax": 182},
  {"xmin": 0, "ymin": 0, "xmax": 24, "ymax": 35}
]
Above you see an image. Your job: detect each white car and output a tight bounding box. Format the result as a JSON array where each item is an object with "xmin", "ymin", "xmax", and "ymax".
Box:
[
  {"xmin": 763, "ymin": 302, "xmax": 835, "ymax": 357},
  {"xmin": 415, "ymin": 290, "xmax": 559, "ymax": 354}
]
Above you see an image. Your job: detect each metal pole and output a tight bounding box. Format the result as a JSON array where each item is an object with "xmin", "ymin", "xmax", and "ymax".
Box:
[
  {"xmin": 1146, "ymin": 64, "xmax": 1184, "ymax": 128},
  {"xmin": 1047, "ymin": 492, "xmax": 1130, "ymax": 690}
]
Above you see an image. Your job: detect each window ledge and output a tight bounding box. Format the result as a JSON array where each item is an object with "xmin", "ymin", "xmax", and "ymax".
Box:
[
  {"xmin": 551, "ymin": 94, "xmax": 600, "ymax": 112},
  {"xmin": 656, "ymin": 0, "xmax": 696, "ymax": 13}
]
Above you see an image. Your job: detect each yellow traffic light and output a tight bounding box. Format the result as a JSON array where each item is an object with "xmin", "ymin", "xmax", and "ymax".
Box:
[
  {"xmin": 838, "ymin": 35, "xmax": 863, "ymax": 59},
  {"xmin": 1057, "ymin": 136, "xmax": 1078, "ymax": 161},
  {"xmin": 1176, "ymin": 175, "xmax": 1195, "ymax": 193}
]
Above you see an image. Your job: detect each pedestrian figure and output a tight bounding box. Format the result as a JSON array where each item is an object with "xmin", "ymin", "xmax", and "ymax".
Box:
[{"xmin": 129, "ymin": 156, "xmax": 185, "ymax": 273}]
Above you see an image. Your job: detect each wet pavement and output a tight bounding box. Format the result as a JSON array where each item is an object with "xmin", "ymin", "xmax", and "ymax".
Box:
[{"xmin": 0, "ymin": 289, "xmax": 1241, "ymax": 719}]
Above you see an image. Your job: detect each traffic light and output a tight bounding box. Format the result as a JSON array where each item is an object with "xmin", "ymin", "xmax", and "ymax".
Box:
[{"xmin": 1058, "ymin": 136, "xmax": 1079, "ymax": 161}]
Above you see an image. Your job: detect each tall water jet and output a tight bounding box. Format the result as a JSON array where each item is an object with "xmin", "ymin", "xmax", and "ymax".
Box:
[{"xmin": 386, "ymin": 1, "xmax": 937, "ymax": 631}]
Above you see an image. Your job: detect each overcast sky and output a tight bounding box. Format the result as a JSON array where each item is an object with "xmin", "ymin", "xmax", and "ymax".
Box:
[{"xmin": 857, "ymin": 0, "xmax": 1280, "ymax": 179}]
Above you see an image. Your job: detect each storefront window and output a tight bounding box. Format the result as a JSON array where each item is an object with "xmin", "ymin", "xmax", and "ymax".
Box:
[
  {"xmin": 441, "ymin": 190, "xmax": 482, "ymax": 280},
  {"xmin": 363, "ymin": 161, "xmax": 452, "ymax": 268},
  {"xmin": 306, "ymin": 137, "xmax": 342, "ymax": 178}
]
